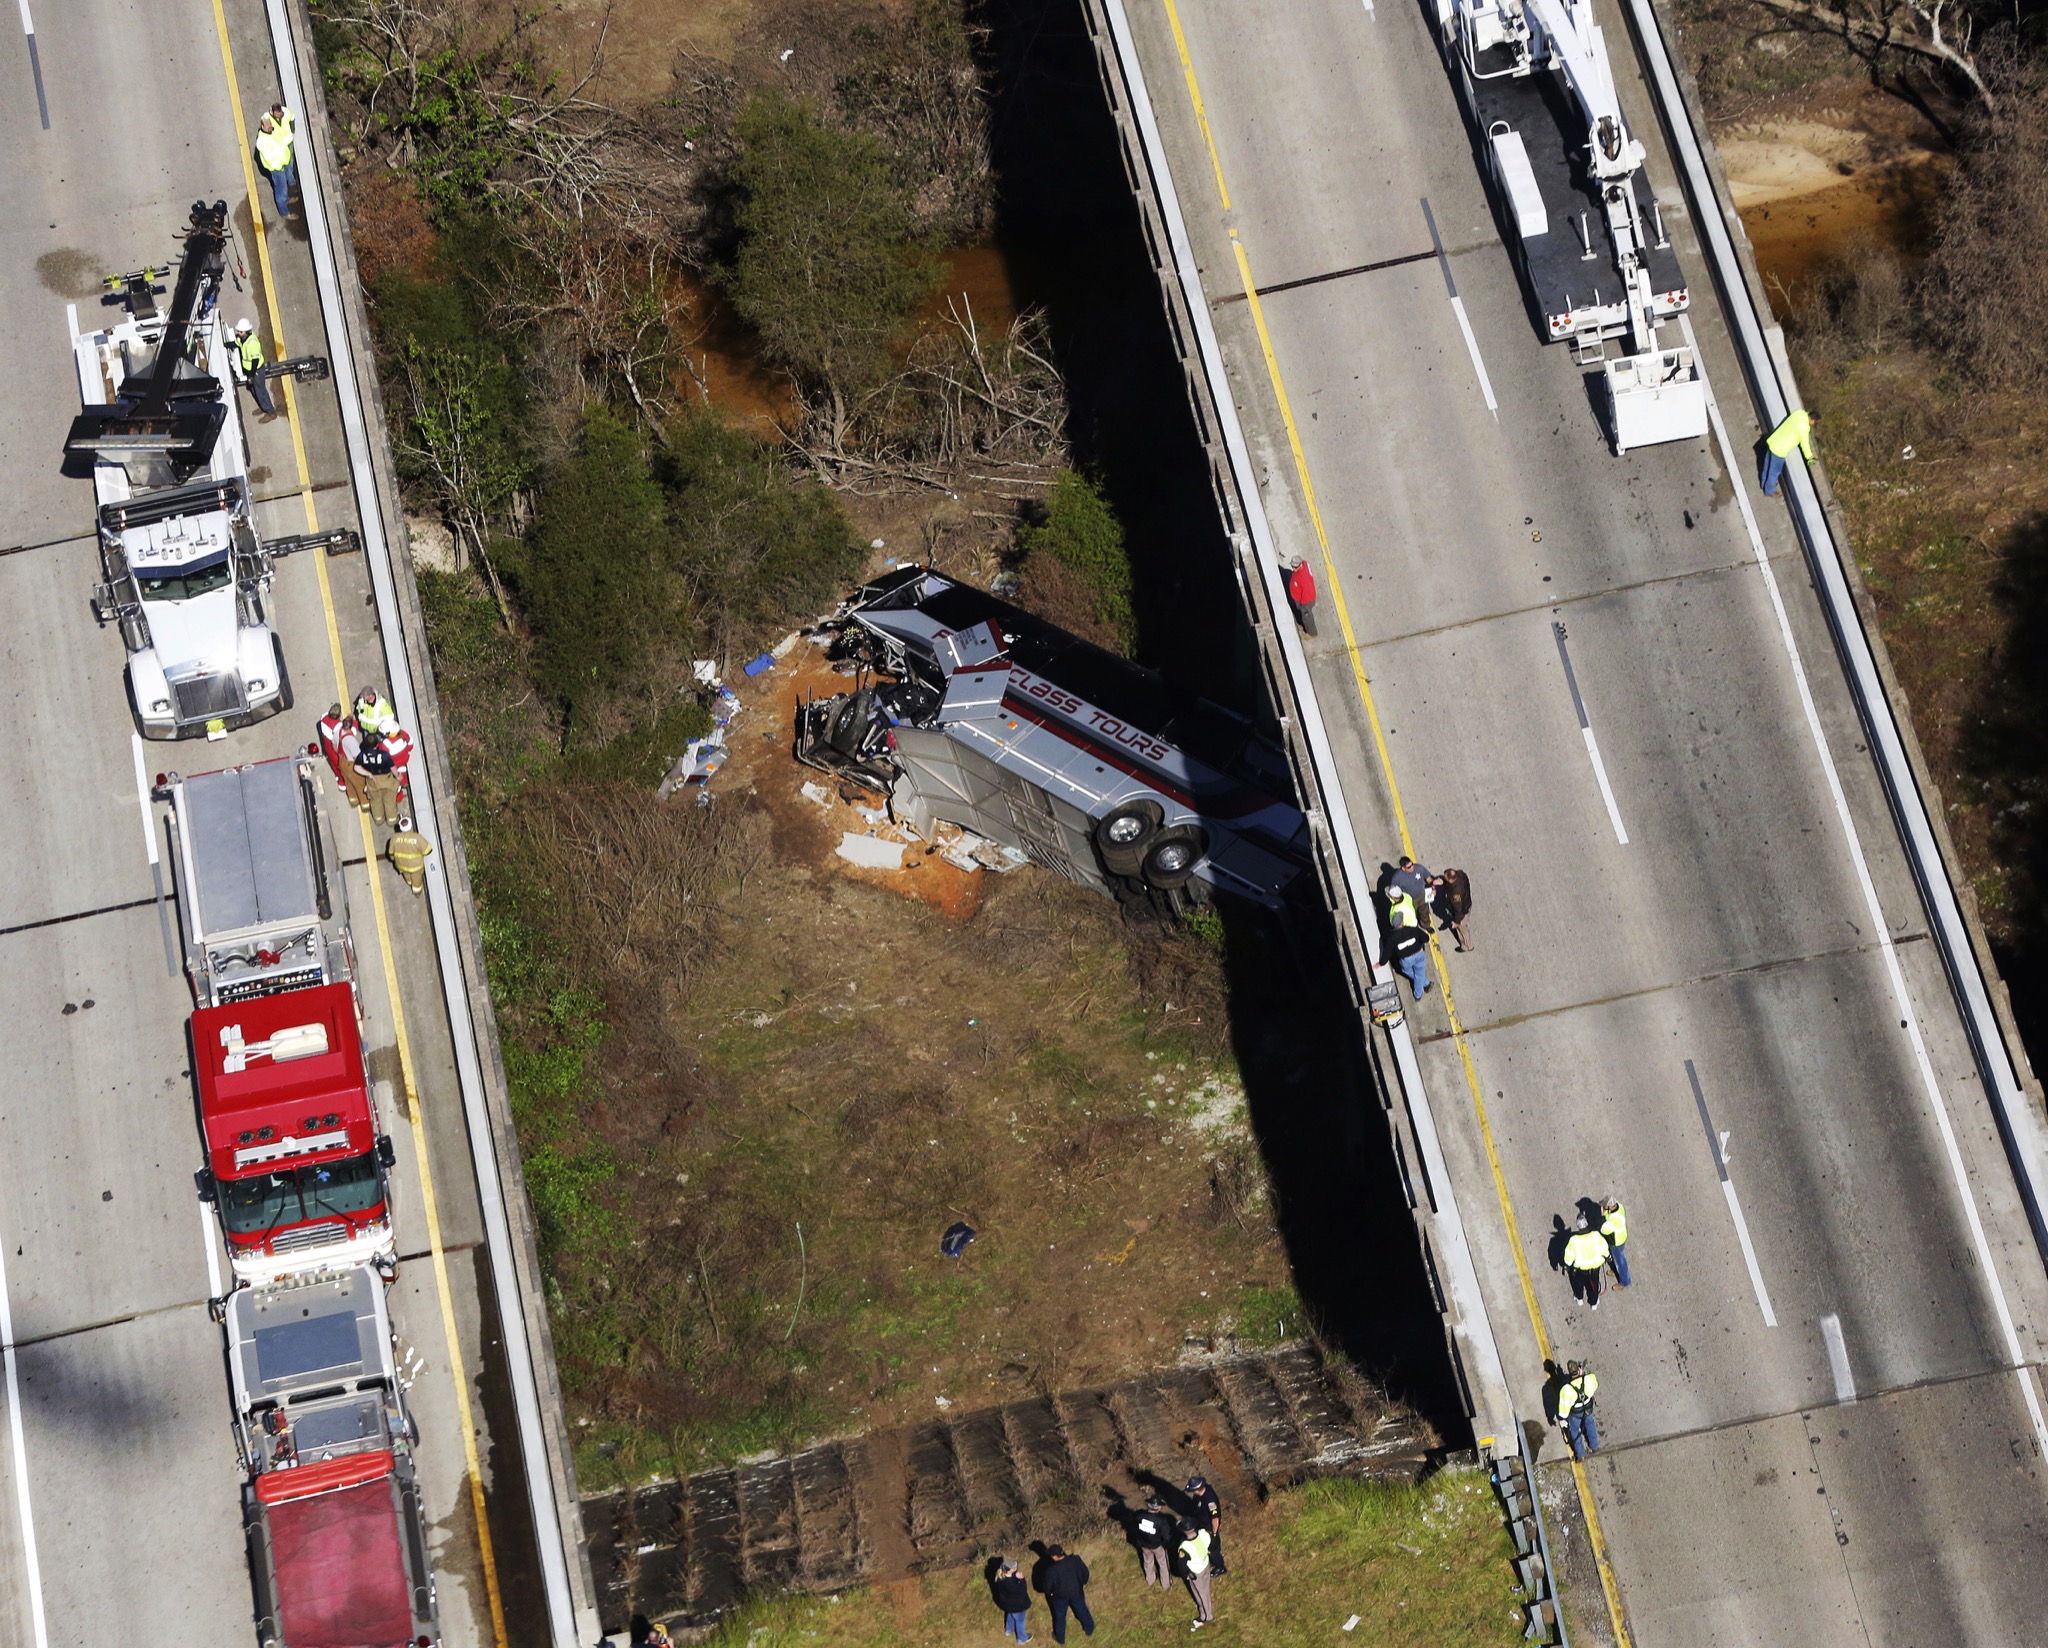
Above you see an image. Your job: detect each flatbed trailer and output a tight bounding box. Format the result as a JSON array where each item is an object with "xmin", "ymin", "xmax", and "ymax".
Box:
[{"xmin": 1462, "ymin": 59, "xmax": 1688, "ymax": 350}]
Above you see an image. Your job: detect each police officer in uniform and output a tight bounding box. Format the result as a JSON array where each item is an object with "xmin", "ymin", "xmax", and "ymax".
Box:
[{"xmin": 1186, "ymin": 1475, "xmax": 1226, "ymax": 1575}]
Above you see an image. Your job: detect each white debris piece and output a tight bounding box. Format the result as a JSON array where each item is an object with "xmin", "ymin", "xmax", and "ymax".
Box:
[
  {"xmin": 692, "ymin": 659, "xmax": 719, "ymax": 685},
  {"xmin": 800, "ymin": 781, "xmax": 834, "ymax": 808},
  {"xmin": 836, "ymin": 833, "xmax": 904, "ymax": 870},
  {"xmin": 771, "ymin": 631, "xmax": 802, "ymax": 659}
]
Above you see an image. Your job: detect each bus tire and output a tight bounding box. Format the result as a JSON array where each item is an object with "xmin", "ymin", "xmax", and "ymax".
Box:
[
  {"xmin": 1141, "ymin": 826, "xmax": 1205, "ymax": 890},
  {"xmin": 1094, "ymin": 800, "xmax": 1163, "ymax": 875}
]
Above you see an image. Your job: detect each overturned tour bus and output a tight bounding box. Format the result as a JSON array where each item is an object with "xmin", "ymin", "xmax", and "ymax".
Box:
[{"xmin": 796, "ymin": 567, "xmax": 1310, "ymax": 909}]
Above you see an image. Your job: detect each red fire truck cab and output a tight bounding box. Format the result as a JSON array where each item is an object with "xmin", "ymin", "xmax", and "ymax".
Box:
[{"xmin": 193, "ymin": 981, "xmax": 397, "ymax": 1281}]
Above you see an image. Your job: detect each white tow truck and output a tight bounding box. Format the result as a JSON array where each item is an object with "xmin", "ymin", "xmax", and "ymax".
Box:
[
  {"xmin": 1441, "ymin": 0, "xmax": 1709, "ymax": 451},
  {"xmin": 65, "ymin": 199, "xmax": 350, "ymax": 738}
]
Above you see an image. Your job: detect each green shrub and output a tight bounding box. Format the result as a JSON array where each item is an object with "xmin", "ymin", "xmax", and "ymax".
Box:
[
  {"xmin": 720, "ymin": 91, "xmax": 931, "ymax": 443},
  {"xmin": 521, "ymin": 406, "xmax": 681, "ymax": 726},
  {"xmin": 1019, "ymin": 472, "xmax": 1135, "ymax": 650},
  {"xmin": 1234, "ymin": 1282, "xmax": 1306, "ymax": 1346},
  {"xmin": 663, "ymin": 413, "xmax": 859, "ymax": 656},
  {"xmin": 563, "ymin": 696, "xmax": 717, "ymax": 788}
]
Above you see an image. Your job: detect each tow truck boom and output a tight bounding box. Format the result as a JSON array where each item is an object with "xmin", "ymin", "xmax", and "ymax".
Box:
[{"xmin": 1443, "ymin": 0, "xmax": 1709, "ymax": 451}]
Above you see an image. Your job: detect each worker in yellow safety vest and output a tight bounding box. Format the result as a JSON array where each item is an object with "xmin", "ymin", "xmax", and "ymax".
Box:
[
  {"xmin": 230, "ymin": 319, "xmax": 277, "ymax": 419},
  {"xmin": 1762, "ymin": 407, "xmax": 1814, "ymax": 497},
  {"xmin": 1562, "ymin": 1222, "xmax": 1611, "ymax": 1310},
  {"xmin": 255, "ymin": 104, "xmax": 298, "ymax": 218},
  {"xmin": 1556, "ymin": 1360, "xmax": 1601, "ymax": 1460},
  {"xmin": 1600, "ymin": 1197, "xmax": 1632, "ymax": 1288}
]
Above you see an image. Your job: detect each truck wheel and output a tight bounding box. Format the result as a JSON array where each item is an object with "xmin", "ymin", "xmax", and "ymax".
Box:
[
  {"xmin": 272, "ymin": 636, "xmax": 295, "ymax": 714},
  {"xmin": 1094, "ymin": 800, "xmax": 1162, "ymax": 875},
  {"xmin": 1141, "ymin": 826, "xmax": 1205, "ymax": 890}
]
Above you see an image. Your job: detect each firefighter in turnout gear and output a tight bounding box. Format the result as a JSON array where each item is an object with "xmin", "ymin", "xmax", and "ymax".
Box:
[{"xmin": 387, "ymin": 816, "xmax": 433, "ymax": 895}]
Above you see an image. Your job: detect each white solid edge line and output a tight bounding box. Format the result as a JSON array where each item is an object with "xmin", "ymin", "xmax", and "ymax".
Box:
[
  {"xmin": 1721, "ymin": 1177, "xmax": 1777, "ymax": 1327},
  {"xmin": 259, "ymin": 2, "xmax": 582, "ymax": 1637},
  {"xmin": 198, "ymin": 1200, "xmax": 223, "ymax": 1301},
  {"xmin": 1580, "ymin": 725, "xmax": 1629, "ymax": 845},
  {"xmin": 0, "ymin": 1233, "xmax": 50, "ymax": 1648},
  {"xmin": 1686, "ymin": 314, "xmax": 2048, "ymax": 1456},
  {"xmin": 129, "ymin": 734, "xmax": 158, "ymax": 867},
  {"xmin": 1448, "ymin": 294, "xmax": 1499, "ymax": 417},
  {"xmin": 1820, "ymin": 1313, "xmax": 1856, "ymax": 1404}
]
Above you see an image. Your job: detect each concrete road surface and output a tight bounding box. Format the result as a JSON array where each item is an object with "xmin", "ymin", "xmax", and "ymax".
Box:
[
  {"xmin": 0, "ymin": 4, "xmax": 546, "ymax": 1646},
  {"xmin": 1116, "ymin": 0, "xmax": 2048, "ymax": 1640}
]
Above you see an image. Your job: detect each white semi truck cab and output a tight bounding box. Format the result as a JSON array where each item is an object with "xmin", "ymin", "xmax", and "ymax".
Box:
[{"xmin": 66, "ymin": 199, "xmax": 349, "ymax": 739}]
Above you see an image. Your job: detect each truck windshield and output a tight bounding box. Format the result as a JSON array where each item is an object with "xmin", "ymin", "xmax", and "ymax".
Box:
[
  {"xmin": 138, "ymin": 555, "xmax": 233, "ymax": 602},
  {"xmin": 220, "ymin": 1151, "xmax": 383, "ymax": 1236}
]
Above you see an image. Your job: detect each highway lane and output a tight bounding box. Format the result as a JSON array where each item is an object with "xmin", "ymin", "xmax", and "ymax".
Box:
[
  {"xmin": 0, "ymin": 5, "xmax": 542, "ymax": 1646},
  {"xmin": 1121, "ymin": 0, "xmax": 2048, "ymax": 1638}
]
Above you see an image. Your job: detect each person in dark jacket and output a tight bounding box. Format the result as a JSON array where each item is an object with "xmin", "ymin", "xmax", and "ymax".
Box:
[
  {"xmin": 1039, "ymin": 1545, "xmax": 1095, "ymax": 1642},
  {"xmin": 1187, "ymin": 1475, "xmax": 1228, "ymax": 1575},
  {"xmin": 992, "ymin": 1557, "xmax": 1033, "ymax": 1642},
  {"xmin": 1132, "ymin": 1496, "xmax": 1173, "ymax": 1588},
  {"xmin": 1433, "ymin": 868, "xmax": 1474, "ymax": 951}
]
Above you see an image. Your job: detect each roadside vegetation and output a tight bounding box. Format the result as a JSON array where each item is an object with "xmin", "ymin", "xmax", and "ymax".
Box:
[
  {"xmin": 1672, "ymin": 0, "xmax": 2048, "ymax": 1047},
  {"xmin": 694, "ymin": 1472, "xmax": 1524, "ymax": 1648},
  {"xmin": 307, "ymin": 0, "xmax": 1346, "ymax": 1488}
]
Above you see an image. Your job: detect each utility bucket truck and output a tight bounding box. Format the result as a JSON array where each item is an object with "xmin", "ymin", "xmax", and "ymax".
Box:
[
  {"xmin": 193, "ymin": 982, "xmax": 398, "ymax": 1279},
  {"xmin": 159, "ymin": 754, "xmax": 354, "ymax": 1007},
  {"xmin": 1440, "ymin": 0, "xmax": 1709, "ymax": 451},
  {"xmin": 68, "ymin": 200, "xmax": 344, "ymax": 738},
  {"xmin": 796, "ymin": 568, "xmax": 1311, "ymax": 911},
  {"xmin": 224, "ymin": 1267, "xmax": 438, "ymax": 1648}
]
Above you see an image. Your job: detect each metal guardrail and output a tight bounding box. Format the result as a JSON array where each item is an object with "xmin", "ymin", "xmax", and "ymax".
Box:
[
  {"xmin": 1617, "ymin": 0, "xmax": 2048, "ymax": 1261},
  {"xmin": 1080, "ymin": 0, "xmax": 1520, "ymax": 1465},
  {"xmin": 1495, "ymin": 1424, "xmax": 1568, "ymax": 1645},
  {"xmin": 264, "ymin": 3, "xmax": 597, "ymax": 1641}
]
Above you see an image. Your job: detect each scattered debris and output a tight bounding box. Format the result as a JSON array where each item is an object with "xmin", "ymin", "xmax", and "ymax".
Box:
[
  {"xmin": 657, "ymin": 737, "xmax": 727, "ymax": 802},
  {"xmin": 940, "ymin": 1221, "xmax": 977, "ymax": 1259},
  {"xmin": 836, "ymin": 833, "xmax": 905, "ymax": 870},
  {"xmin": 743, "ymin": 652, "xmax": 776, "ymax": 677},
  {"xmin": 658, "ymin": 674, "xmax": 744, "ymax": 802},
  {"xmin": 799, "ymin": 781, "xmax": 835, "ymax": 808}
]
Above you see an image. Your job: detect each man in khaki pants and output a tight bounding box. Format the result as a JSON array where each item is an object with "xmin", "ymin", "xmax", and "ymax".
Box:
[{"xmin": 387, "ymin": 816, "xmax": 432, "ymax": 895}]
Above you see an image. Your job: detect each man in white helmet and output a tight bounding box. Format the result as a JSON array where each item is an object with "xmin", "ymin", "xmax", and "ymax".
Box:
[{"xmin": 230, "ymin": 318, "xmax": 277, "ymax": 419}]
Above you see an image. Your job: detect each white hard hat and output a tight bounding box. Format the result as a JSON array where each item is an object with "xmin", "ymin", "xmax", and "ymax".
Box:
[{"xmin": 235, "ymin": 318, "xmax": 254, "ymax": 333}]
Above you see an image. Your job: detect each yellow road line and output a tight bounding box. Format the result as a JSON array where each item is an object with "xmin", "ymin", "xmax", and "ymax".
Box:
[
  {"xmin": 1160, "ymin": 0, "xmax": 1231, "ymax": 212},
  {"xmin": 1164, "ymin": 7, "xmax": 1632, "ymax": 1641},
  {"xmin": 208, "ymin": 9, "xmax": 510, "ymax": 1646}
]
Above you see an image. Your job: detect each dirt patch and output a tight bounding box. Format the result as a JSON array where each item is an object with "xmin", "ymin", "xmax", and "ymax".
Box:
[
  {"xmin": 716, "ymin": 646, "xmax": 987, "ymax": 922},
  {"xmin": 1714, "ymin": 86, "xmax": 1951, "ymax": 312}
]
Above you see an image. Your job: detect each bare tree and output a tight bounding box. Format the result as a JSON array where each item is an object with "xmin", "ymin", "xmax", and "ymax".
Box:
[
  {"xmin": 1744, "ymin": 0, "xmax": 1998, "ymax": 105},
  {"xmin": 496, "ymin": 222, "xmax": 707, "ymax": 439},
  {"xmin": 391, "ymin": 339, "xmax": 520, "ymax": 622}
]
